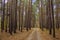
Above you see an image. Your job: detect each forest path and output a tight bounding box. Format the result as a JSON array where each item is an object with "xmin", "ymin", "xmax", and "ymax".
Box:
[
  {"xmin": 25, "ymin": 28, "xmax": 60, "ymax": 40},
  {"xmin": 0, "ymin": 28, "xmax": 60, "ymax": 40},
  {"xmin": 25, "ymin": 28, "xmax": 41, "ymax": 40}
]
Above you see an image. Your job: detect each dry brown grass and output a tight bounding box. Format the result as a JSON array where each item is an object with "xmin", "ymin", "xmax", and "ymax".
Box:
[
  {"xmin": 38, "ymin": 29, "xmax": 60, "ymax": 40},
  {"xmin": 0, "ymin": 29, "xmax": 33, "ymax": 40},
  {"xmin": 0, "ymin": 28, "xmax": 60, "ymax": 40}
]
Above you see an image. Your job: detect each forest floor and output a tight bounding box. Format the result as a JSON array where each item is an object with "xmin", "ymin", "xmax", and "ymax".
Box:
[
  {"xmin": 25, "ymin": 28, "xmax": 60, "ymax": 40},
  {"xmin": 38, "ymin": 28, "xmax": 60, "ymax": 40},
  {"xmin": 0, "ymin": 28, "xmax": 60, "ymax": 40},
  {"xmin": 0, "ymin": 29, "xmax": 33, "ymax": 40}
]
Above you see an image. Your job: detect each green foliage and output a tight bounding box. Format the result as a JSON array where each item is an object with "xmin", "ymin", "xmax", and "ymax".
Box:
[{"xmin": 24, "ymin": 0, "xmax": 28, "ymax": 6}]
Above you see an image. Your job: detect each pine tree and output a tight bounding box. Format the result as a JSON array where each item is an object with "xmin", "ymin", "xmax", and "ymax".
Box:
[{"xmin": 1, "ymin": 0, "xmax": 5, "ymax": 32}]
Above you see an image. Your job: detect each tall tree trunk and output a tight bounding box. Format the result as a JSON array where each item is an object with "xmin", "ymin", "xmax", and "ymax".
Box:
[
  {"xmin": 20, "ymin": 0, "xmax": 24, "ymax": 32},
  {"xmin": 12, "ymin": 0, "xmax": 17, "ymax": 33},
  {"xmin": 5, "ymin": 0, "xmax": 8, "ymax": 32},
  {"xmin": 19, "ymin": 0, "xmax": 21, "ymax": 31},
  {"xmin": 40, "ymin": 0, "xmax": 44, "ymax": 31},
  {"xmin": 9, "ymin": 0, "xmax": 14, "ymax": 35},
  {"xmin": 1, "ymin": 0, "xmax": 5, "ymax": 32},
  {"xmin": 51, "ymin": 0, "xmax": 55, "ymax": 37},
  {"xmin": 47, "ymin": 0, "xmax": 52, "ymax": 35},
  {"xmin": 28, "ymin": 0, "xmax": 32, "ymax": 30},
  {"xmin": 56, "ymin": 1, "xmax": 59, "ymax": 29},
  {"xmin": 25, "ymin": 1, "xmax": 29, "ymax": 31}
]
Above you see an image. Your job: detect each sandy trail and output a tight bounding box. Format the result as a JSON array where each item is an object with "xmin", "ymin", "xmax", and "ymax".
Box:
[{"xmin": 25, "ymin": 28, "xmax": 41, "ymax": 40}]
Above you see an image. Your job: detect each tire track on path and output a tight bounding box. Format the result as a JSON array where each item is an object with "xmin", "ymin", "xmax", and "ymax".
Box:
[{"xmin": 25, "ymin": 28, "xmax": 41, "ymax": 40}]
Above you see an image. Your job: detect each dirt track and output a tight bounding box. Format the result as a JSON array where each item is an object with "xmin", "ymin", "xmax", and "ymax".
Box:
[
  {"xmin": 25, "ymin": 28, "xmax": 60, "ymax": 40},
  {"xmin": 25, "ymin": 28, "xmax": 41, "ymax": 40},
  {"xmin": 0, "ymin": 28, "xmax": 60, "ymax": 40}
]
